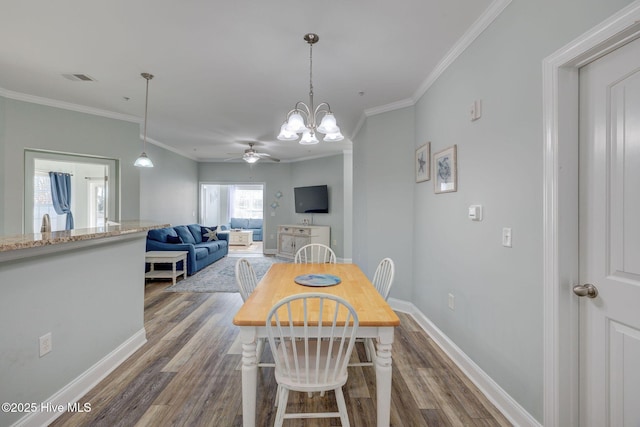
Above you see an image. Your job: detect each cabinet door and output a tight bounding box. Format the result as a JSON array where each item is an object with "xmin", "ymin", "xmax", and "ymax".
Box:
[
  {"xmin": 293, "ymin": 236, "xmax": 310, "ymax": 253},
  {"xmin": 279, "ymin": 234, "xmax": 295, "ymax": 257}
]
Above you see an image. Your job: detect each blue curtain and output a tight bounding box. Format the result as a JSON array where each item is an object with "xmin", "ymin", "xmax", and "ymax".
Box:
[{"xmin": 49, "ymin": 172, "xmax": 74, "ymax": 230}]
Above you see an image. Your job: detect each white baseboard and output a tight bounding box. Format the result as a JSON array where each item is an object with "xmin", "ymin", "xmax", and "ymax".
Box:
[
  {"xmin": 387, "ymin": 298, "xmax": 541, "ymax": 427},
  {"xmin": 11, "ymin": 328, "xmax": 147, "ymax": 427}
]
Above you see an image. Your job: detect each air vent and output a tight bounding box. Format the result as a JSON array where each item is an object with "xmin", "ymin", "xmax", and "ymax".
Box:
[{"xmin": 62, "ymin": 73, "xmax": 96, "ymax": 82}]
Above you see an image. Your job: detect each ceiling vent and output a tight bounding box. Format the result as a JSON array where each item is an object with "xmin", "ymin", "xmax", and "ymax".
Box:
[{"xmin": 62, "ymin": 73, "xmax": 96, "ymax": 82}]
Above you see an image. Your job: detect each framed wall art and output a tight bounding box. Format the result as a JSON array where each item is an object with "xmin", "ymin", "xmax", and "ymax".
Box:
[
  {"xmin": 415, "ymin": 142, "xmax": 430, "ymax": 183},
  {"xmin": 434, "ymin": 145, "xmax": 457, "ymax": 193}
]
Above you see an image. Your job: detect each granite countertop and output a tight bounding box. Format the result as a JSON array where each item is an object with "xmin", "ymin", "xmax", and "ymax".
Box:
[{"xmin": 0, "ymin": 221, "xmax": 169, "ymax": 253}]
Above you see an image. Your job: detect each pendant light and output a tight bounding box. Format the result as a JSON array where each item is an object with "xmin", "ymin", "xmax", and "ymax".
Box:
[
  {"xmin": 277, "ymin": 33, "xmax": 344, "ymax": 144},
  {"xmin": 134, "ymin": 72, "xmax": 154, "ymax": 168}
]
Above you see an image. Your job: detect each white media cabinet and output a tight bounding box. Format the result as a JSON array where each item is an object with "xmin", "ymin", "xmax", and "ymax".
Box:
[{"xmin": 276, "ymin": 224, "xmax": 331, "ymax": 259}]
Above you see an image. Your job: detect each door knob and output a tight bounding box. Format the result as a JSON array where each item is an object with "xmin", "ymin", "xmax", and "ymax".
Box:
[{"xmin": 573, "ymin": 283, "xmax": 598, "ymax": 298}]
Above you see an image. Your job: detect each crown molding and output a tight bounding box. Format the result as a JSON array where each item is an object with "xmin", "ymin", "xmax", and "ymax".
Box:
[
  {"xmin": 0, "ymin": 87, "xmax": 140, "ymax": 123},
  {"xmin": 142, "ymin": 136, "xmax": 199, "ymax": 161},
  {"xmin": 351, "ymin": 0, "xmax": 512, "ymax": 142},
  {"xmin": 413, "ymin": 0, "xmax": 512, "ymax": 102}
]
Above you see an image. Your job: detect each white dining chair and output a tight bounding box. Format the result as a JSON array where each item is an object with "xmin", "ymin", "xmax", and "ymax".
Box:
[
  {"xmin": 372, "ymin": 257, "xmax": 395, "ymax": 301},
  {"xmin": 235, "ymin": 258, "xmax": 272, "ymax": 367},
  {"xmin": 266, "ymin": 293, "xmax": 359, "ymax": 427},
  {"xmin": 235, "ymin": 258, "xmax": 258, "ymax": 302},
  {"xmin": 294, "ymin": 243, "xmax": 337, "ymax": 264}
]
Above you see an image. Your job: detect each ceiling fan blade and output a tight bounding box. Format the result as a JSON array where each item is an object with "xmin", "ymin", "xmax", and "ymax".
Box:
[
  {"xmin": 255, "ymin": 152, "xmax": 271, "ymax": 157},
  {"xmin": 223, "ymin": 156, "xmax": 242, "ymax": 162},
  {"xmin": 264, "ymin": 156, "xmax": 280, "ymax": 162}
]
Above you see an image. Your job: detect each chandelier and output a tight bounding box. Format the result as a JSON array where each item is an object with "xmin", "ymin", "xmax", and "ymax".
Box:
[
  {"xmin": 134, "ymin": 72, "xmax": 154, "ymax": 168},
  {"xmin": 277, "ymin": 33, "xmax": 344, "ymax": 144}
]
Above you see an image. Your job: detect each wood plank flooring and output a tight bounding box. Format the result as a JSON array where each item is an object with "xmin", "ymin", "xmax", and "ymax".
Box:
[{"xmin": 50, "ymin": 281, "xmax": 512, "ymax": 427}]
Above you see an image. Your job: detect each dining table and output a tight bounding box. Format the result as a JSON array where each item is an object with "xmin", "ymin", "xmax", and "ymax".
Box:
[{"xmin": 233, "ymin": 262, "xmax": 401, "ymax": 427}]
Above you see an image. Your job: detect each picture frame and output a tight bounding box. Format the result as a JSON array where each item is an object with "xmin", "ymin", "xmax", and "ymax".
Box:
[
  {"xmin": 434, "ymin": 145, "xmax": 457, "ymax": 193},
  {"xmin": 415, "ymin": 142, "xmax": 430, "ymax": 183}
]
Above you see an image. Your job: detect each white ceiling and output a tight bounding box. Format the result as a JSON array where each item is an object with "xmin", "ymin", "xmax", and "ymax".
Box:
[{"xmin": 0, "ymin": 0, "xmax": 493, "ymax": 162}]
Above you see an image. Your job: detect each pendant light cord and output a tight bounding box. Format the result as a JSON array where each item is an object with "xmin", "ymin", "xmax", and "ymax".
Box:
[{"xmin": 143, "ymin": 76, "xmax": 149, "ymax": 150}]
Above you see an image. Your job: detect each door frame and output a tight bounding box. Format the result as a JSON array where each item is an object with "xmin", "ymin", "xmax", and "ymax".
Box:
[{"xmin": 542, "ymin": 2, "xmax": 640, "ymax": 426}]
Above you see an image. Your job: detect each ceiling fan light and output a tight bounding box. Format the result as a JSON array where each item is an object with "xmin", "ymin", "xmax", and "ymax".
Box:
[
  {"xmin": 243, "ymin": 153, "xmax": 260, "ymax": 164},
  {"xmin": 323, "ymin": 131, "xmax": 344, "ymax": 142},
  {"xmin": 134, "ymin": 152, "xmax": 154, "ymax": 167},
  {"xmin": 300, "ymin": 130, "xmax": 319, "ymax": 145},
  {"xmin": 277, "ymin": 122, "xmax": 300, "ymax": 141},
  {"xmin": 317, "ymin": 113, "xmax": 338, "ymax": 134},
  {"xmin": 285, "ymin": 112, "xmax": 306, "ymax": 133}
]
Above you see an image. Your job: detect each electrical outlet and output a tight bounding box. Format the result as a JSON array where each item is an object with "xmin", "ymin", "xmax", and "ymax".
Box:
[
  {"xmin": 448, "ymin": 294, "xmax": 455, "ymax": 310},
  {"xmin": 39, "ymin": 333, "xmax": 52, "ymax": 357},
  {"xmin": 333, "ymin": 239, "xmax": 337, "ymax": 246}
]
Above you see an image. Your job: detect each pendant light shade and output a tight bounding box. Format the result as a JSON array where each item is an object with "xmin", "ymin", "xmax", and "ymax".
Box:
[
  {"xmin": 135, "ymin": 73, "xmax": 154, "ymax": 168},
  {"xmin": 134, "ymin": 152, "xmax": 153, "ymax": 167}
]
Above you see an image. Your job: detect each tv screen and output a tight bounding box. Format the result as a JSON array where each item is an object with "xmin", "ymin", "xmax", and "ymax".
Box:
[{"xmin": 294, "ymin": 185, "xmax": 329, "ymax": 213}]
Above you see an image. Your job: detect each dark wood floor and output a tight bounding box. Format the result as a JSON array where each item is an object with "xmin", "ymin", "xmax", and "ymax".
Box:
[{"xmin": 51, "ymin": 281, "xmax": 512, "ymax": 426}]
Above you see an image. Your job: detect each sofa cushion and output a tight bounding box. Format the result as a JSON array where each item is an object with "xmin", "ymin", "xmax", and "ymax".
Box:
[
  {"xmin": 247, "ymin": 218, "xmax": 263, "ymax": 229},
  {"xmin": 194, "ymin": 247, "xmax": 209, "ymax": 260},
  {"xmin": 187, "ymin": 224, "xmax": 203, "ymax": 244},
  {"xmin": 196, "ymin": 241, "xmax": 224, "ymax": 254},
  {"xmin": 166, "ymin": 235, "xmax": 184, "ymax": 244},
  {"xmin": 148, "ymin": 227, "xmax": 178, "ymax": 243},
  {"xmin": 174, "ymin": 225, "xmax": 196, "ymax": 244},
  {"xmin": 201, "ymin": 226, "xmax": 219, "ymax": 242},
  {"xmin": 230, "ymin": 218, "xmax": 248, "ymax": 229}
]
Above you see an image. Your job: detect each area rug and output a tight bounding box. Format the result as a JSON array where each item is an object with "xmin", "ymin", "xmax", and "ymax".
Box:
[{"xmin": 163, "ymin": 256, "xmax": 288, "ymax": 293}]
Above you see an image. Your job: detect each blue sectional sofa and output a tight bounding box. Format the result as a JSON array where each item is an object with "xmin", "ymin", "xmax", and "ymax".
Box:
[
  {"xmin": 146, "ymin": 224, "xmax": 228, "ymax": 275},
  {"xmin": 223, "ymin": 217, "xmax": 263, "ymax": 241}
]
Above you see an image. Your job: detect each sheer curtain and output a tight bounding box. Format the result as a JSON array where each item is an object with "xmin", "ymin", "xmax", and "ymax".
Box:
[{"xmin": 49, "ymin": 172, "xmax": 74, "ymax": 230}]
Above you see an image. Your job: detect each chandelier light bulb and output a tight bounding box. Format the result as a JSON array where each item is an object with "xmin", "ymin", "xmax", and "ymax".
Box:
[
  {"xmin": 323, "ymin": 131, "xmax": 344, "ymax": 142},
  {"xmin": 285, "ymin": 112, "xmax": 306, "ymax": 133},
  {"xmin": 300, "ymin": 130, "xmax": 319, "ymax": 145},
  {"xmin": 317, "ymin": 113, "xmax": 338, "ymax": 134},
  {"xmin": 277, "ymin": 122, "xmax": 299, "ymax": 141}
]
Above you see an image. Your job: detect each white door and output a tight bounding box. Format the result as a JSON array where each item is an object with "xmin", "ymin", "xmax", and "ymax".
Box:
[{"xmin": 579, "ymin": 36, "xmax": 640, "ymax": 426}]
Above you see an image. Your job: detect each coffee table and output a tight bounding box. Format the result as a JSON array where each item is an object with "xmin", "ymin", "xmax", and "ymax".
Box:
[
  {"xmin": 229, "ymin": 229, "xmax": 253, "ymax": 247},
  {"xmin": 144, "ymin": 250, "xmax": 188, "ymax": 285}
]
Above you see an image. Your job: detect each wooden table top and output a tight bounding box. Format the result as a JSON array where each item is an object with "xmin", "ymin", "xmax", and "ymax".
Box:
[{"xmin": 233, "ymin": 263, "xmax": 400, "ymax": 327}]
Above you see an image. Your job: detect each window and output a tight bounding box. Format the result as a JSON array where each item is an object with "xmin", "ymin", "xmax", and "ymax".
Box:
[
  {"xmin": 230, "ymin": 186, "xmax": 263, "ymax": 219},
  {"xmin": 33, "ymin": 172, "xmax": 65, "ymax": 232}
]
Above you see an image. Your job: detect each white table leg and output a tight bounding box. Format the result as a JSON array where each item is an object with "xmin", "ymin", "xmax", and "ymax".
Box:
[
  {"xmin": 375, "ymin": 327, "xmax": 394, "ymax": 427},
  {"xmin": 172, "ymin": 260, "xmax": 177, "ymax": 285},
  {"xmin": 240, "ymin": 327, "xmax": 258, "ymax": 427}
]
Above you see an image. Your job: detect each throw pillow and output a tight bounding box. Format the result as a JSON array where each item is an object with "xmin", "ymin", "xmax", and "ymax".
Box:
[
  {"xmin": 166, "ymin": 235, "xmax": 183, "ymax": 244},
  {"xmin": 201, "ymin": 226, "xmax": 219, "ymax": 242}
]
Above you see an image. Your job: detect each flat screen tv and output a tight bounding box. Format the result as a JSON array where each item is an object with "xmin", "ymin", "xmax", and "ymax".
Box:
[{"xmin": 294, "ymin": 185, "xmax": 329, "ymax": 213}]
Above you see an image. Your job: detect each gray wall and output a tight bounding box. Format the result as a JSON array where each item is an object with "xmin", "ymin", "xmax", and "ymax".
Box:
[
  {"xmin": 291, "ymin": 155, "xmax": 345, "ymax": 258},
  {"xmin": 139, "ymin": 143, "xmax": 198, "ymax": 226},
  {"xmin": 354, "ymin": 0, "xmax": 635, "ymax": 422},
  {"xmin": 198, "ymin": 155, "xmax": 350, "ymax": 258},
  {"xmin": 353, "ymin": 107, "xmax": 414, "ymax": 301},
  {"xmin": 1, "ymin": 99, "xmax": 141, "ymax": 234},
  {"xmin": 0, "ymin": 97, "xmax": 199, "ymax": 235},
  {"xmin": 0, "ymin": 236, "xmax": 146, "ymax": 427},
  {"xmin": 0, "ymin": 97, "xmax": 5, "ymax": 235},
  {"xmin": 198, "ymin": 161, "xmax": 294, "ymax": 252}
]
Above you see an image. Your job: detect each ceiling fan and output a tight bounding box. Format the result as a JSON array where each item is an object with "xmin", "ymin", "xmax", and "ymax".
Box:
[{"xmin": 225, "ymin": 142, "xmax": 280, "ymax": 164}]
